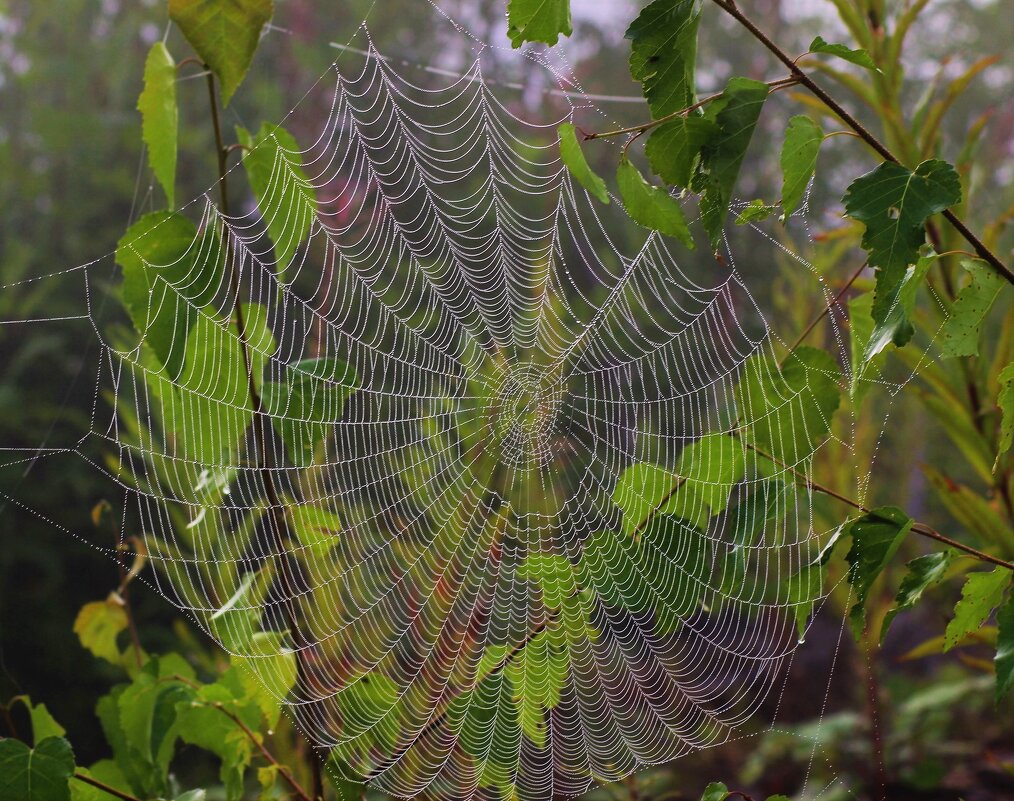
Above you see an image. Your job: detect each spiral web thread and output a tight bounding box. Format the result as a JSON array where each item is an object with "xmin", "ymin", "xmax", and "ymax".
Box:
[{"xmin": 0, "ymin": 19, "xmax": 873, "ymax": 801}]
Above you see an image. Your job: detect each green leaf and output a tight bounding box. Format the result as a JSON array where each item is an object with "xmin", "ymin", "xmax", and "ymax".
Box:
[
  {"xmin": 785, "ymin": 563, "xmax": 822, "ymax": 640},
  {"xmin": 694, "ymin": 77, "xmax": 769, "ymax": 250},
  {"xmin": 506, "ymin": 0, "xmax": 571, "ymax": 47},
  {"xmin": 235, "ymin": 123, "xmax": 316, "ymax": 275},
  {"xmin": 505, "ymin": 630, "xmax": 568, "ymax": 747},
  {"xmin": 843, "ymin": 507, "xmax": 914, "ymax": 639},
  {"xmin": 175, "ymin": 791, "xmax": 208, "ymax": 801},
  {"xmin": 518, "ymin": 553, "xmax": 577, "ymax": 610},
  {"xmin": 558, "ymin": 123, "xmax": 609, "ymax": 204},
  {"xmin": 645, "ymin": 115, "xmax": 717, "ymax": 188},
  {"xmin": 0, "ymin": 737, "xmax": 74, "ymax": 801},
  {"xmin": 940, "ymin": 258, "xmax": 1005, "ymax": 358},
  {"xmin": 175, "ymin": 681, "xmax": 257, "ymax": 801},
  {"xmin": 626, "ymin": 0, "xmax": 701, "ymax": 118},
  {"xmin": 843, "ymin": 159, "xmax": 961, "ymax": 323},
  {"xmin": 862, "ymin": 250, "xmax": 935, "ymax": 361},
  {"xmin": 263, "ymin": 358, "xmax": 357, "ymax": 468},
  {"xmin": 700, "ymin": 781, "xmax": 730, "ymax": 801},
  {"xmin": 168, "ymin": 0, "xmax": 273, "ymax": 105},
  {"xmin": 736, "ymin": 346, "xmax": 842, "ymax": 465},
  {"xmin": 617, "ymin": 157, "xmax": 694, "ymax": 249},
  {"xmin": 997, "ymin": 591, "xmax": 1014, "ymax": 702},
  {"xmin": 231, "ymin": 631, "xmax": 298, "ymax": 729},
  {"xmin": 944, "ymin": 567, "xmax": 1010, "ymax": 651},
  {"xmin": 116, "ymin": 212, "xmax": 223, "ymax": 379},
  {"xmin": 734, "ymin": 199, "xmax": 777, "ymax": 225},
  {"xmin": 881, "ymin": 550, "xmax": 956, "ymax": 641},
  {"xmin": 288, "ymin": 503, "xmax": 342, "ymax": 560},
  {"xmin": 138, "ymin": 42, "xmax": 177, "ymax": 208},
  {"xmin": 808, "ymin": 35, "xmax": 878, "ymax": 71},
  {"xmin": 780, "ymin": 115, "xmax": 822, "ymax": 216},
  {"xmin": 73, "ymin": 598, "xmax": 128, "ymax": 666},
  {"xmin": 162, "ymin": 303, "xmax": 274, "ymax": 464},
  {"xmin": 332, "ymin": 674, "xmax": 401, "ymax": 774},
  {"xmin": 997, "ymin": 362, "xmax": 1014, "ymax": 469},
  {"xmin": 69, "ymin": 762, "xmax": 130, "ymax": 801},
  {"xmin": 10, "ymin": 698, "xmax": 66, "ymax": 745}
]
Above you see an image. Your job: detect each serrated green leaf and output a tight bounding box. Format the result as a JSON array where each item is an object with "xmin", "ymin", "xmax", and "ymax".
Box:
[
  {"xmin": 617, "ymin": 157, "xmax": 694, "ymax": 249},
  {"xmin": 736, "ymin": 346, "xmax": 841, "ymax": 465},
  {"xmin": 945, "ymin": 567, "xmax": 1010, "ymax": 651},
  {"xmin": 881, "ymin": 550, "xmax": 956, "ymax": 641},
  {"xmin": 997, "ymin": 592, "xmax": 1014, "ymax": 702},
  {"xmin": 808, "ymin": 36, "xmax": 878, "ymax": 71},
  {"xmin": 940, "ymin": 258, "xmax": 1005, "ymax": 358},
  {"xmin": 645, "ymin": 115, "xmax": 718, "ymax": 188},
  {"xmin": 73, "ymin": 598, "xmax": 128, "ymax": 666},
  {"xmin": 997, "ymin": 362, "xmax": 1014, "ymax": 469},
  {"xmin": 694, "ymin": 77, "xmax": 769, "ymax": 249},
  {"xmin": 843, "ymin": 159, "xmax": 961, "ymax": 324},
  {"xmin": 168, "ymin": 0, "xmax": 273, "ymax": 105},
  {"xmin": 780, "ymin": 115, "xmax": 822, "ymax": 215},
  {"xmin": 263, "ymin": 358, "xmax": 357, "ymax": 468},
  {"xmin": 506, "ymin": 0, "xmax": 571, "ymax": 47},
  {"xmin": 558, "ymin": 123, "xmax": 608, "ymax": 204},
  {"xmin": 235, "ymin": 123, "xmax": 316, "ymax": 275},
  {"xmin": 138, "ymin": 42, "xmax": 177, "ymax": 208},
  {"xmin": 843, "ymin": 507, "xmax": 913, "ymax": 639},
  {"xmin": 626, "ymin": 0, "xmax": 701, "ymax": 118},
  {"xmin": 0, "ymin": 737, "xmax": 74, "ymax": 801},
  {"xmin": 734, "ymin": 199, "xmax": 777, "ymax": 225}
]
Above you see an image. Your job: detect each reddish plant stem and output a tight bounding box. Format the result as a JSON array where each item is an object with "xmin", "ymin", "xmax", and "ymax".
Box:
[{"xmin": 72, "ymin": 773, "xmax": 144, "ymax": 801}]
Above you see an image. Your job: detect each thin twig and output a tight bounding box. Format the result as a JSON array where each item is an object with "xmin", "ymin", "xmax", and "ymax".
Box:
[
  {"xmin": 745, "ymin": 443, "xmax": 1014, "ymax": 571},
  {"xmin": 708, "ymin": 0, "xmax": 1013, "ymax": 285},
  {"xmin": 583, "ymin": 76, "xmax": 799, "ymax": 141},
  {"xmin": 782, "ymin": 261, "xmax": 867, "ymax": 360}
]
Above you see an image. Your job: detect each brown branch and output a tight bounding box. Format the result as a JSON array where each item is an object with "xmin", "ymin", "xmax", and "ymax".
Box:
[
  {"xmin": 72, "ymin": 773, "xmax": 144, "ymax": 801},
  {"xmin": 782, "ymin": 260, "xmax": 867, "ymax": 361},
  {"xmin": 708, "ymin": 0, "xmax": 1014, "ymax": 285}
]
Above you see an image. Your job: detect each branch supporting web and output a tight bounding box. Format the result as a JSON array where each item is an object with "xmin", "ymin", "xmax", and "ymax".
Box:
[{"xmin": 2, "ymin": 21, "xmax": 866, "ymax": 801}]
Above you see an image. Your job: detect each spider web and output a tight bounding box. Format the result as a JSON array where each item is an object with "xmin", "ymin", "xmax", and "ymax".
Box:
[{"xmin": 0, "ymin": 14, "xmax": 889, "ymax": 801}]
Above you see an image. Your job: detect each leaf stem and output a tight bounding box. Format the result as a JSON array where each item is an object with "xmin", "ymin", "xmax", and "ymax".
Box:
[
  {"xmin": 71, "ymin": 773, "xmax": 144, "ymax": 801},
  {"xmin": 708, "ymin": 0, "xmax": 1014, "ymax": 285}
]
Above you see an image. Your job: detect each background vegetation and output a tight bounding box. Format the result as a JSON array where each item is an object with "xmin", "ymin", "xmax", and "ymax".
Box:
[{"xmin": 1, "ymin": 1, "xmax": 1013, "ymax": 799}]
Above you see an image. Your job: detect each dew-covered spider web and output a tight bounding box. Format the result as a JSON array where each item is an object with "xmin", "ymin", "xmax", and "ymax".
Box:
[{"xmin": 0, "ymin": 11, "xmax": 897, "ymax": 801}]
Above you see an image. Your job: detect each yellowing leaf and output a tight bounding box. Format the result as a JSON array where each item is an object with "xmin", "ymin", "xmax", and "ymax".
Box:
[
  {"xmin": 944, "ymin": 567, "xmax": 1010, "ymax": 651},
  {"xmin": 780, "ymin": 115, "xmax": 822, "ymax": 216},
  {"xmin": 138, "ymin": 42, "xmax": 177, "ymax": 207},
  {"xmin": 74, "ymin": 598, "xmax": 128, "ymax": 665},
  {"xmin": 939, "ymin": 258, "xmax": 1005, "ymax": 358}
]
